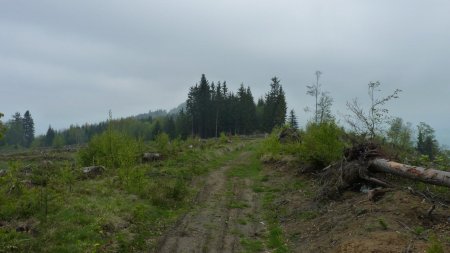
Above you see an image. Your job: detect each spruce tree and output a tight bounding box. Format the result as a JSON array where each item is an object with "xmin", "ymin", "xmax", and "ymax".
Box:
[
  {"xmin": 288, "ymin": 109, "xmax": 298, "ymax": 129},
  {"xmin": 5, "ymin": 112, "xmax": 24, "ymax": 146},
  {"xmin": 263, "ymin": 77, "xmax": 287, "ymax": 132},
  {"xmin": 45, "ymin": 126, "xmax": 56, "ymax": 147},
  {"xmin": 23, "ymin": 110, "xmax": 35, "ymax": 147},
  {"xmin": 163, "ymin": 116, "xmax": 176, "ymax": 139},
  {"xmin": 152, "ymin": 121, "xmax": 161, "ymax": 139},
  {"xmin": 0, "ymin": 112, "xmax": 4, "ymax": 140}
]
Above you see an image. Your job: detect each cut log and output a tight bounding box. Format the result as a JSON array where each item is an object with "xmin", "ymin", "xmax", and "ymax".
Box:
[{"xmin": 369, "ymin": 159, "xmax": 450, "ymax": 188}]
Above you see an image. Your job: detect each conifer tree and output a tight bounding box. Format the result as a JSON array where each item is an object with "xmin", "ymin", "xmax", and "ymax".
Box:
[
  {"xmin": 45, "ymin": 125, "xmax": 56, "ymax": 147},
  {"xmin": 416, "ymin": 122, "xmax": 438, "ymax": 160},
  {"xmin": 0, "ymin": 112, "xmax": 5, "ymax": 140},
  {"xmin": 175, "ymin": 109, "xmax": 191, "ymax": 139},
  {"xmin": 288, "ymin": 109, "xmax": 299, "ymax": 129},
  {"xmin": 152, "ymin": 121, "xmax": 161, "ymax": 139},
  {"xmin": 163, "ymin": 116, "xmax": 176, "ymax": 139},
  {"xmin": 23, "ymin": 110, "xmax": 35, "ymax": 147},
  {"xmin": 263, "ymin": 77, "xmax": 287, "ymax": 132},
  {"xmin": 5, "ymin": 112, "xmax": 24, "ymax": 146}
]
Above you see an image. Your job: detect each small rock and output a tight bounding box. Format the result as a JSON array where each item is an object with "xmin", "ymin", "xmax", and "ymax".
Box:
[
  {"xmin": 82, "ymin": 166, "xmax": 105, "ymax": 178},
  {"xmin": 0, "ymin": 169, "xmax": 7, "ymax": 177},
  {"xmin": 142, "ymin": 153, "xmax": 162, "ymax": 162}
]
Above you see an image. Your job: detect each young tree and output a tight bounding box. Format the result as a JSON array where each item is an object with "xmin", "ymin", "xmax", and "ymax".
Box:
[
  {"xmin": 151, "ymin": 120, "xmax": 161, "ymax": 139},
  {"xmin": 306, "ymin": 71, "xmax": 334, "ymax": 124},
  {"xmin": 0, "ymin": 112, "xmax": 5, "ymax": 140},
  {"xmin": 288, "ymin": 109, "xmax": 299, "ymax": 129},
  {"xmin": 416, "ymin": 122, "xmax": 438, "ymax": 160},
  {"xmin": 163, "ymin": 116, "xmax": 176, "ymax": 139},
  {"xmin": 387, "ymin": 117, "xmax": 413, "ymax": 150},
  {"xmin": 23, "ymin": 110, "xmax": 35, "ymax": 147},
  {"xmin": 345, "ymin": 81, "xmax": 401, "ymax": 139},
  {"xmin": 306, "ymin": 71, "xmax": 322, "ymax": 123},
  {"xmin": 317, "ymin": 92, "xmax": 334, "ymax": 123}
]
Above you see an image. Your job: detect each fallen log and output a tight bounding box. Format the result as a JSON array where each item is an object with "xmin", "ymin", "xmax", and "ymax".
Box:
[{"xmin": 369, "ymin": 159, "xmax": 450, "ymax": 188}]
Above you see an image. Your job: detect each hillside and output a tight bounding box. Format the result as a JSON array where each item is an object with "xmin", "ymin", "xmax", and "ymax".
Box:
[{"xmin": 0, "ymin": 133, "xmax": 449, "ymax": 252}]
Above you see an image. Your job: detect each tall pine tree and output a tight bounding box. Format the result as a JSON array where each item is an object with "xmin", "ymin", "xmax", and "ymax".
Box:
[
  {"xmin": 263, "ymin": 77, "xmax": 287, "ymax": 132},
  {"xmin": 23, "ymin": 110, "xmax": 35, "ymax": 147},
  {"xmin": 288, "ymin": 109, "xmax": 298, "ymax": 129},
  {"xmin": 45, "ymin": 125, "xmax": 56, "ymax": 147}
]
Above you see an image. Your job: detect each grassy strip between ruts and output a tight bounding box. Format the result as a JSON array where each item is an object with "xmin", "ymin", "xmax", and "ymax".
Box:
[{"xmin": 226, "ymin": 143, "xmax": 290, "ymax": 253}]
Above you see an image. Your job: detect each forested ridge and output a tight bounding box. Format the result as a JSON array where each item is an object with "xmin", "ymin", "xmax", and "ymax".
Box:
[{"xmin": 0, "ymin": 74, "xmax": 287, "ymax": 148}]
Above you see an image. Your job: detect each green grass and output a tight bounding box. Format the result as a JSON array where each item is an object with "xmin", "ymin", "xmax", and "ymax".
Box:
[
  {"xmin": 413, "ymin": 226, "xmax": 425, "ymax": 235},
  {"xmin": 262, "ymin": 193, "xmax": 289, "ymax": 253},
  {"xmin": 226, "ymin": 156, "xmax": 261, "ymax": 180},
  {"xmin": 0, "ymin": 138, "xmax": 245, "ymax": 252},
  {"xmin": 226, "ymin": 145, "xmax": 290, "ymax": 253},
  {"xmin": 228, "ymin": 200, "xmax": 250, "ymax": 209},
  {"xmin": 241, "ymin": 237, "xmax": 264, "ymax": 253},
  {"xmin": 377, "ymin": 218, "xmax": 388, "ymax": 230},
  {"xmin": 427, "ymin": 234, "xmax": 444, "ymax": 253}
]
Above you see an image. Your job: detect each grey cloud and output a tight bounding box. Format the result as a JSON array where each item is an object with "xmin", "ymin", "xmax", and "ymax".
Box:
[{"xmin": 0, "ymin": 0, "xmax": 449, "ymax": 145}]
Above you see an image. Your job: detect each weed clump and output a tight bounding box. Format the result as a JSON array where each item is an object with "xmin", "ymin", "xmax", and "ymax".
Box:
[
  {"xmin": 78, "ymin": 131, "xmax": 140, "ymax": 169},
  {"xmin": 299, "ymin": 122, "xmax": 345, "ymax": 169}
]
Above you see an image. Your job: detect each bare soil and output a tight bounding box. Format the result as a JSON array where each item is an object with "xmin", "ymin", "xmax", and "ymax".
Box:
[
  {"xmin": 154, "ymin": 148, "xmax": 450, "ymax": 253},
  {"xmin": 155, "ymin": 151, "xmax": 266, "ymax": 253},
  {"xmin": 263, "ymin": 157, "xmax": 450, "ymax": 253}
]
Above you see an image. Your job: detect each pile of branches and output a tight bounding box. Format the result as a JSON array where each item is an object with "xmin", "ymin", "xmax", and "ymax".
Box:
[
  {"xmin": 278, "ymin": 127, "xmax": 301, "ymax": 144},
  {"xmin": 316, "ymin": 142, "xmax": 450, "ymax": 202},
  {"xmin": 317, "ymin": 142, "xmax": 384, "ymax": 200}
]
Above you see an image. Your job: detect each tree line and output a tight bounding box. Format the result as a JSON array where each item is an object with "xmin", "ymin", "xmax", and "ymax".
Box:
[
  {"xmin": 0, "ymin": 111, "xmax": 35, "ymax": 148},
  {"xmin": 186, "ymin": 74, "xmax": 286, "ymax": 138},
  {"xmin": 0, "ymin": 72, "xmax": 446, "ymax": 163},
  {"xmin": 0, "ymin": 74, "xmax": 288, "ymax": 148}
]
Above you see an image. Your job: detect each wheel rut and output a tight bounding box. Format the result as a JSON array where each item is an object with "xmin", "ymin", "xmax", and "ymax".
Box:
[{"xmin": 155, "ymin": 151, "xmax": 266, "ymax": 253}]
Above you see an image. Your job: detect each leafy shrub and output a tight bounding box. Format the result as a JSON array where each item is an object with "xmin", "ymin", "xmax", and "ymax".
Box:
[
  {"xmin": 299, "ymin": 122, "xmax": 345, "ymax": 168},
  {"xmin": 219, "ymin": 132, "xmax": 228, "ymax": 143},
  {"xmin": 148, "ymin": 178, "xmax": 188, "ymax": 208},
  {"xmin": 427, "ymin": 234, "xmax": 444, "ymax": 253},
  {"xmin": 259, "ymin": 127, "xmax": 282, "ymax": 156},
  {"xmin": 155, "ymin": 132, "xmax": 170, "ymax": 154},
  {"xmin": 78, "ymin": 131, "xmax": 140, "ymax": 169}
]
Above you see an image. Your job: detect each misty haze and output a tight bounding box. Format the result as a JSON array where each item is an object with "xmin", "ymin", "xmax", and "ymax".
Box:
[{"xmin": 0, "ymin": 1, "xmax": 449, "ymax": 252}]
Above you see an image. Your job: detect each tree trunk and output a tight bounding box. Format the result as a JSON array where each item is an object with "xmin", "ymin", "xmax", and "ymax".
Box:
[{"xmin": 369, "ymin": 159, "xmax": 450, "ymax": 188}]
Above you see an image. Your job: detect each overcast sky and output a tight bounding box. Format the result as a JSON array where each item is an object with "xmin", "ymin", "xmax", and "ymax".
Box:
[{"xmin": 1, "ymin": 0, "xmax": 449, "ymax": 145}]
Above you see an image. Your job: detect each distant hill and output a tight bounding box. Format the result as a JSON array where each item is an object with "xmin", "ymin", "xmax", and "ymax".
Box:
[
  {"xmin": 134, "ymin": 102, "xmax": 186, "ymax": 120},
  {"xmin": 168, "ymin": 102, "xmax": 187, "ymax": 115}
]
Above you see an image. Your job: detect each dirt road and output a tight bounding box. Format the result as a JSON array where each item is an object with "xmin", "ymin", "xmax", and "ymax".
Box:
[{"xmin": 155, "ymin": 151, "xmax": 266, "ymax": 253}]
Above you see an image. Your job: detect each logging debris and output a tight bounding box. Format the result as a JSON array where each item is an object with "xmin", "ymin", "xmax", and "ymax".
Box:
[{"xmin": 316, "ymin": 142, "xmax": 450, "ymax": 201}]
